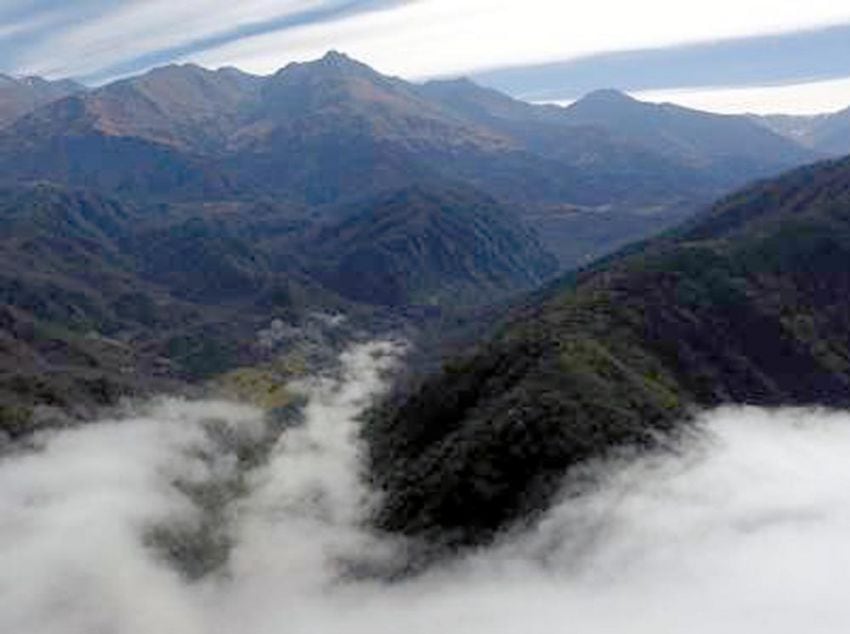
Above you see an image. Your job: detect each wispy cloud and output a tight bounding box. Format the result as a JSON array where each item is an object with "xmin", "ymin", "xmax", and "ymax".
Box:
[
  {"xmin": 14, "ymin": 0, "xmax": 331, "ymax": 78},
  {"xmin": 0, "ymin": 8, "xmax": 68, "ymax": 41},
  {"xmin": 5, "ymin": 0, "xmax": 411, "ymax": 83},
  {"xmin": 631, "ymin": 76, "xmax": 850, "ymax": 115},
  {"xmin": 186, "ymin": 0, "xmax": 850, "ymax": 79},
  {"xmin": 474, "ymin": 24, "xmax": 850, "ymax": 102},
  {"xmin": 2, "ymin": 0, "xmax": 850, "ymax": 114}
]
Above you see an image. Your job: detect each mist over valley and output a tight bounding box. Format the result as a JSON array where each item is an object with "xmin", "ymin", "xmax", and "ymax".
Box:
[{"xmin": 3, "ymin": 8, "xmax": 850, "ymax": 631}]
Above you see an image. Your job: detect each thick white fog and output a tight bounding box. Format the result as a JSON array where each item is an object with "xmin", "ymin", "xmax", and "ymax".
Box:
[{"xmin": 2, "ymin": 342, "xmax": 850, "ymax": 633}]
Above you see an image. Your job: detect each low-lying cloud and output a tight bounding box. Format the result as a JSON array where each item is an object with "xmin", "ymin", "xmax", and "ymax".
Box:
[{"xmin": 2, "ymin": 348, "xmax": 849, "ymax": 633}]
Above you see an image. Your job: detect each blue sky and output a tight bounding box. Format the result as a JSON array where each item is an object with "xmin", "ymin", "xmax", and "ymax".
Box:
[{"xmin": 2, "ymin": 0, "xmax": 850, "ymax": 113}]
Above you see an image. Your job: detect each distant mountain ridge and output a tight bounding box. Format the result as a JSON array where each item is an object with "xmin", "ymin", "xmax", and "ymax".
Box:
[
  {"xmin": 562, "ymin": 89, "xmax": 816, "ymax": 174},
  {"xmin": 0, "ymin": 74, "xmax": 84, "ymax": 127},
  {"xmin": 753, "ymin": 107, "xmax": 850, "ymax": 157}
]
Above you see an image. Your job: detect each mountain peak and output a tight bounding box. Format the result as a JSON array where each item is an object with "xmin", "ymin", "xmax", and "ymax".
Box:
[
  {"xmin": 143, "ymin": 62, "xmax": 209, "ymax": 79},
  {"xmin": 113, "ymin": 62, "xmax": 261, "ymax": 99},
  {"xmin": 216, "ymin": 65, "xmax": 259, "ymax": 78},
  {"xmin": 418, "ymin": 76, "xmax": 533, "ymax": 120},
  {"xmin": 321, "ymin": 50, "xmax": 353, "ymax": 64},
  {"xmin": 298, "ymin": 50, "xmax": 371, "ymax": 73},
  {"xmin": 274, "ymin": 50, "xmax": 380, "ymax": 83},
  {"xmin": 576, "ymin": 88, "xmax": 636, "ymax": 106},
  {"xmin": 420, "ymin": 77, "xmax": 499, "ymax": 99},
  {"xmin": 316, "ymin": 50, "xmax": 377, "ymax": 75},
  {"xmin": 563, "ymin": 88, "xmax": 646, "ymax": 120}
]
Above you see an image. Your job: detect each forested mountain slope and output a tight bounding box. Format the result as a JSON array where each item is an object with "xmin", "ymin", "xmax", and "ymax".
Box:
[{"xmin": 366, "ymin": 154, "xmax": 850, "ymax": 546}]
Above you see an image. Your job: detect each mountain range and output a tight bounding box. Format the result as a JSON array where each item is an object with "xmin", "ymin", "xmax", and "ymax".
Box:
[
  {"xmin": 1, "ymin": 51, "xmax": 848, "ymax": 434},
  {"xmin": 0, "ymin": 53, "xmax": 829, "ymax": 264}
]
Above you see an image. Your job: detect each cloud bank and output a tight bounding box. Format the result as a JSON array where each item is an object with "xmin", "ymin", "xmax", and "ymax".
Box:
[
  {"xmin": 475, "ymin": 23, "xmax": 850, "ymax": 108},
  {"xmin": 631, "ymin": 76, "xmax": 850, "ymax": 115},
  {"xmin": 185, "ymin": 0, "xmax": 850, "ymax": 78},
  {"xmin": 2, "ymin": 341, "xmax": 850, "ymax": 633}
]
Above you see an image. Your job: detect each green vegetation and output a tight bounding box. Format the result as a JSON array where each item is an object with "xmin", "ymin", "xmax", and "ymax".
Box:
[
  {"xmin": 0, "ymin": 404, "xmax": 33, "ymax": 437},
  {"xmin": 212, "ymin": 356, "xmax": 305, "ymax": 410},
  {"xmin": 365, "ymin": 155, "xmax": 850, "ymax": 546}
]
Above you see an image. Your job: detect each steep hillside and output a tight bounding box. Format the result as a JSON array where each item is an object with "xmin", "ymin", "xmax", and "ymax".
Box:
[
  {"xmin": 0, "ymin": 106, "xmax": 239, "ymax": 199},
  {"xmin": 0, "ymin": 178, "xmax": 559, "ymax": 432},
  {"xmin": 305, "ymin": 184, "xmax": 557, "ymax": 305},
  {"xmin": 80, "ymin": 64, "xmax": 263, "ymax": 153},
  {"xmin": 365, "ymin": 155, "xmax": 850, "ymax": 546},
  {"xmin": 0, "ymin": 185, "xmax": 191, "ymax": 427},
  {"xmin": 0, "ymin": 184, "xmax": 327, "ymax": 425}
]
